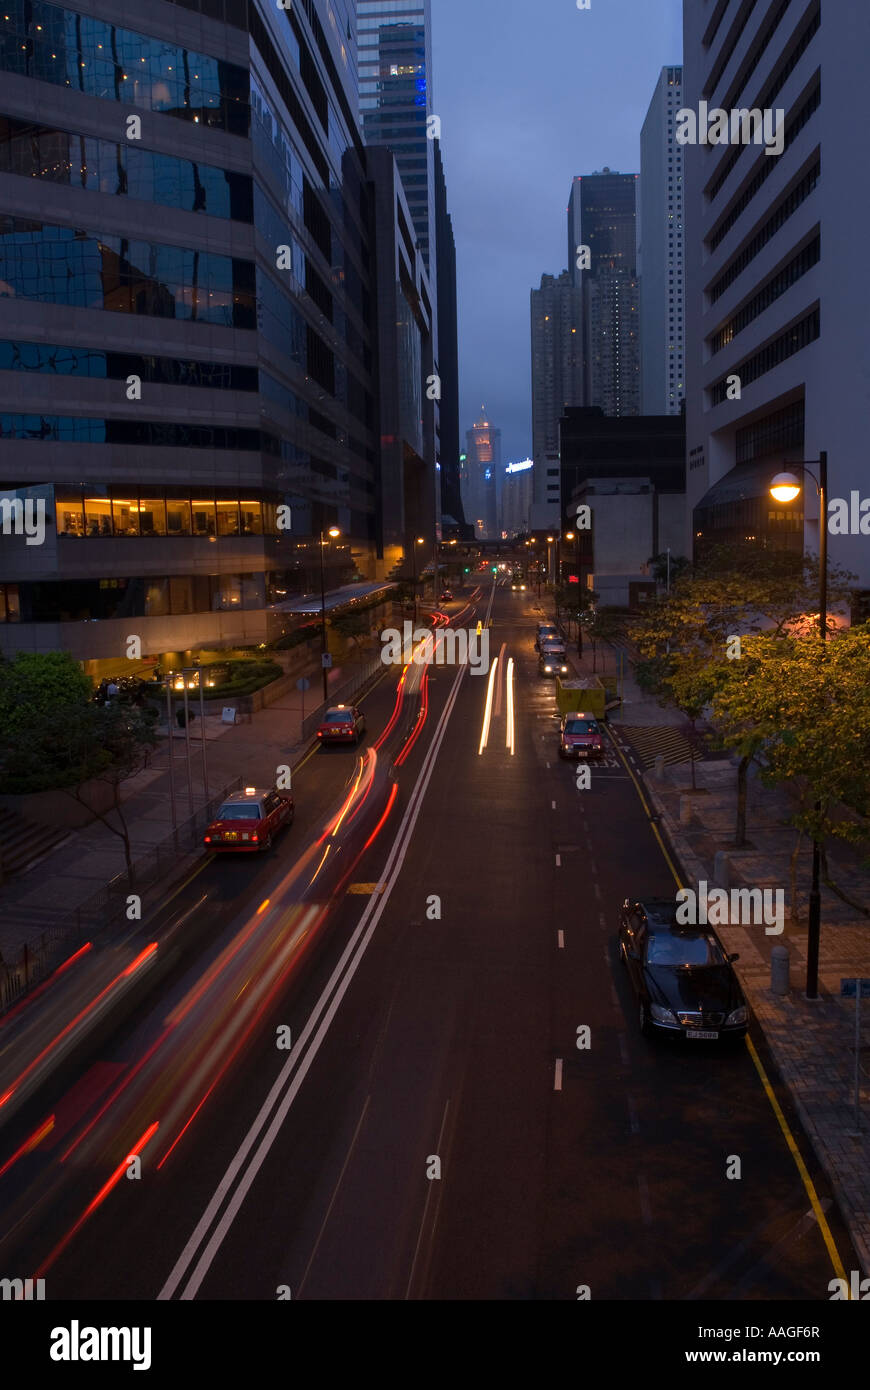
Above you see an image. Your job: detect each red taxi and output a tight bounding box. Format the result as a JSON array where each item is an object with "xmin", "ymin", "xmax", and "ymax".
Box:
[
  {"xmin": 558, "ymin": 712, "xmax": 604, "ymax": 760},
  {"xmin": 317, "ymin": 704, "xmax": 366, "ymax": 745},
  {"xmin": 203, "ymin": 785, "xmax": 294, "ymax": 853}
]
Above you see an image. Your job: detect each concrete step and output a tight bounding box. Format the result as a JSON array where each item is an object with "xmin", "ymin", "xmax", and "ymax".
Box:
[{"xmin": 0, "ymin": 809, "xmax": 75, "ymax": 878}]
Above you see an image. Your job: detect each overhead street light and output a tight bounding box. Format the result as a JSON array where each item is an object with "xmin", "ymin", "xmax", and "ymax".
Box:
[
  {"xmin": 768, "ymin": 451, "xmax": 828, "ymax": 999},
  {"xmin": 319, "ymin": 525, "xmax": 341, "ymax": 703}
]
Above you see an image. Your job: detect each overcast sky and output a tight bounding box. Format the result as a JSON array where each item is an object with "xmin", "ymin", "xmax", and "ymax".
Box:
[{"xmin": 432, "ymin": 0, "xmax": 683, "ymax": 465}]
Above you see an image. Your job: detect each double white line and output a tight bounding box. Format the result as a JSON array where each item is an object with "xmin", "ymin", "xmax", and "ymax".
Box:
[{"xmin": 158, "ymin": 658, "xmax": 468, "ymax": 1300}]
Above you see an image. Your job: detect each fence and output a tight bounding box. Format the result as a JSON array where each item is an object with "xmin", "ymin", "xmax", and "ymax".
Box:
[
  {"xmin": 0, "ymin": 776, "xmax": 242, "ymax": 1015},
  {"xmin": 300, "ymin": 654, "xmax": 387, "ymax": 742}
]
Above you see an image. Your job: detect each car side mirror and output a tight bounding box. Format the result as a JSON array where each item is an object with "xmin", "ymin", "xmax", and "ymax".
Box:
[{"xmin": 729, "ymin": 952, "xmax": 740, "ymax": 962}]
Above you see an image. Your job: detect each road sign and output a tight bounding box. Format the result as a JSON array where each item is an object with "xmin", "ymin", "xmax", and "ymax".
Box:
[
  {"xmin": 321, "ymin": 653, "xmax": 332, "ymax": 669},
  {"xmin": 296, "ymin": 677, "xmax": 311, "ymax": 692},
  {"xmin": 221, "ymin": 707, "xmax": 237, "ymax": 724},
  {"xmin": 840, "ymin": 979, "xmax": 870, "ymax": 998}
]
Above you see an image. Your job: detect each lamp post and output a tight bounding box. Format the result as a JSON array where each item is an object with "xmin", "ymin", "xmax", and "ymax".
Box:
[
  {"xmin": 411, "ymin": 535, "xmax": 424, "ymax": 625},
  {"xmin": 770, "ymin": 452, "xmax": 828, "ymax": 999},
  {"xmin": 319, "ymin": 526, "xmax": 340, "ymax": 704}
]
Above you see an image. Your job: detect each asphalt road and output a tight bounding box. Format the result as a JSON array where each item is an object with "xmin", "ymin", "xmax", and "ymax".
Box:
[{"xmin": 0, "ymin": 583, "xmax": 860, "ymax": 1300}]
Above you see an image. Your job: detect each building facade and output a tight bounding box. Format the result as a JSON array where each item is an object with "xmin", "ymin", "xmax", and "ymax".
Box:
[
  {"xmin": 638, "ymin": 65, "xmax": 685, "ymax": 415},
  {"xmin": 498, "ymin": 459, "xmax": 533, "ymax": 539},
  {"xmin": 530, "ymin": 269, "xmax": 583, "ymax": 528},
  {"xmin": 0, "ymin": 0, "xmax": 383, "ymax": 670},
  {"xmin": 462, "ymin": 411, "xmax": 500, "ymax": 540},
  {"xmin": 683, "ymin": 0, "xmax": 869, "ymax": 601}
]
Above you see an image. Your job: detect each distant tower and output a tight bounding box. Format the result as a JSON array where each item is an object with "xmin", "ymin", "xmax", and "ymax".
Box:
[{"xmin": 463, "ymin": 409, "xmax": 501, "ymax": 540}]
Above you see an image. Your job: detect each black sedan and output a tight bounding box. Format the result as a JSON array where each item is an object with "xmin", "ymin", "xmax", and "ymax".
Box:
[{"xmin": 617, "ymin": 898, "xmax": 748, "ymax": 1041}]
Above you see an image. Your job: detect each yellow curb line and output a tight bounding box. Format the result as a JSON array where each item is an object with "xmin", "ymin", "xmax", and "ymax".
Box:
[{"xmin": 605, "ymin": 723, "xmax": 851, "ymax": 1291}]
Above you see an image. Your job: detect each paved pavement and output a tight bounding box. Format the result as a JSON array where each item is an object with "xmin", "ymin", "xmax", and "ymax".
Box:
[{"xmin": 0, "ymin": 649, "xmax": 377, "ymax": 960}]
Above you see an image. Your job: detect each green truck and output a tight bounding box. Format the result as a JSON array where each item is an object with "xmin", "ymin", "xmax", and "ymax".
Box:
[{"xmin": 556, "ymin": 676, "xmax": 606, "ymax": 720}]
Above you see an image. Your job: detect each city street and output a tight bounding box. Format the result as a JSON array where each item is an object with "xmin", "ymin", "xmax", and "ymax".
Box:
[{"xmin": 0, "ymin": 587, "xmax": 857, "ymax": 1301}]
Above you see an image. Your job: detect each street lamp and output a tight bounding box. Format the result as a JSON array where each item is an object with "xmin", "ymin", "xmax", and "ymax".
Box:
[
  {"xmin": 769, "ymin": 451, "xmax": 828, "ymax": 999},
  {"xmin": 410, "ymin": 536, "xmax": 424, "ymax": 624},
  {"xmin": 319, "ymin": 525, "xmax": 341, "ymax": 703}
]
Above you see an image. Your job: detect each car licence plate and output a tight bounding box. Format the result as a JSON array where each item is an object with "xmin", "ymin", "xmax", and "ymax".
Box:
[{"xmin": 686, "ymin": 1029, "xmax": 718, "ymax": 1040}]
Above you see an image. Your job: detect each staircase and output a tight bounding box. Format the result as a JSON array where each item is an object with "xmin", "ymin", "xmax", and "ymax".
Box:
[{"xmin": 0, "ymin": 808, "xmax": 74, "ymax": 881}]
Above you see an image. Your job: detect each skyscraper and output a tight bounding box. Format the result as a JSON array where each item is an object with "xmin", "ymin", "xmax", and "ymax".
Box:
[
  {"xmin": 463, "ymin": 411, "xmax": 500, "ymax": 541},
  {"xmin": 638, "ymin": 66, "xmax": 685, "ymax": 415},
  {"xmin": 681, "ymin": 0, "xmax": 869, "ymax": 598},
  {"xmin": 0, "ymin": 0, "xmax": 384, "ymax": 667},
  {"xmin": 357, "ymin": 1, "xmax": 435, "ymax": 281},
  {"xmin": 433, "ymin": 138, "xmax": 465, "ymax": 532},
  {"xmin": 566, "ymin": 170, "xmax": 640, "ymax": 420},
  {"xmin": 530, "ymin": 271, "xmax": 584, "ymax": 527}
]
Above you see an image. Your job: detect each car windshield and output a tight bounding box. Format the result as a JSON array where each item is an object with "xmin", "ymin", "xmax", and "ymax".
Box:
[
  {"xmin": 646, "ymin": 933, "xmax": 724, "ymax": 966},
  {"xmin": 565, "ymin": 719, "xmax": 598, "ymax": 735},
  {"xmin": 325, "ymin": 711, "xmax": 353, "ymax": 722},
  {"xmin": 216, "ymin": 803, "xmax": 261, "ymax": 820}
]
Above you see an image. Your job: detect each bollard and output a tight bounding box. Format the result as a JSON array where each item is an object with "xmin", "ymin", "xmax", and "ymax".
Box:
[
  {"xmin": 713, "ymin": 851, "xmax": 730, "ymax": 891},
  {"xmin": 654, "ymin": 753, "xmax": 665, "ymax": 779},
  {"xmin": 771, "ymin": 943, "xmax": 790, "ymax": 996},
  {"xmin": 679, "ymin": 795, "xmax": 694, "ymax": 825}
]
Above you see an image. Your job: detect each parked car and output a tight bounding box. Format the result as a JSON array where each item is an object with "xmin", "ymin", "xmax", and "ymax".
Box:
[
  {"xmin": 558, "ymin": 712, "xmax": 603, "ymax": 759},
  {"xmin": 535, "ymin": 623, "xmax": 559, "ymax": 650},
  {"xmin": 203, "ymin": 785, "xmax": 294, "ymax": 853},
  {"xmin": 317, "ymin": 704, "xmax": 366, "ymax": 745},
  {"xmin": 617, "ymin": 898, "xmax": 748, "ymax": 1042},
  {"xmin": 539, "ymin": 649, "xmax": 570, "ymax": 677}
]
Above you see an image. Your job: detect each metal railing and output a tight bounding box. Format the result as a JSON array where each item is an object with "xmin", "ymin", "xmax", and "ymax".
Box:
[
  {"xmin": 0, "ymin": 776, "xmax": 242, "ymax": 1015},
  {"xmin": 300, "ymin": 655, "xmax": 386, "ymax": 742}
]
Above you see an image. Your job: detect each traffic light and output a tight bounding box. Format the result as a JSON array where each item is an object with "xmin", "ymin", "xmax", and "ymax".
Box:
[
  {"xmin": 464, "ymin": 566, "xmax": 470, "ymax": 573},
  {"xmin": 491, "ymin": 565, "xmax": 498, "ymax": 574}
]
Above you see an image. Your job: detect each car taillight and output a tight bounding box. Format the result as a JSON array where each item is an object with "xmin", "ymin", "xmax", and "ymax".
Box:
[
  {"xmin": 204, "ymin": 835, "xmax": 211, "ymax": 843},
  {"xmin": 252, "ymin": 833, "xmax": 259, "ymax": 842}
]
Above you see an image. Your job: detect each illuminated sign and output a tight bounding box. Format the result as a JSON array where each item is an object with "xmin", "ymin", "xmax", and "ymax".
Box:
[{"xmin": 506, "ymin": 458, "xmax": 534, "ymax": 474}]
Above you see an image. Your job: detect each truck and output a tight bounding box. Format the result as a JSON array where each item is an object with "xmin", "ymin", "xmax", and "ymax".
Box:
[{"xmin": 555, "ymin": 675, "xmax": 606, "ymax": 720}]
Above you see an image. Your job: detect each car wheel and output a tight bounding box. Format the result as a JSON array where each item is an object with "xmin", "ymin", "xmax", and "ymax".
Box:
[
  {"xmin": 262, "ymin": 833, "xmax": 273, "ymax": 852},
  {"xmin": 639, "ymin": 999, "xmax": 652, "ymax": 1037}
]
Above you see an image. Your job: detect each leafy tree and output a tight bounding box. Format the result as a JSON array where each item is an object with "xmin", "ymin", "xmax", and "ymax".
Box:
[
  {"xmin": 647, "ymin": 551, "xmax": 691, "ymax": 587},
  {"xmin": 711, "ymin": 628, "xmax": 870, "ymax": 918},
  {"xmin": 331, "ymin": 611, "xmax": 371, "ymax": 660},
  {"xmin": 0, "ymin": 651, "xmax": 92, "ymax": 744}
]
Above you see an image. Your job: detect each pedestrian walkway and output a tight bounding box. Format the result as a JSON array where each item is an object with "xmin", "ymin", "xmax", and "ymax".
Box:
[
  {"xmin": 615, "ymin": 724, "xmax": 702, "ymax": 768},
  {"xmin": 0, "ymin": 648, "xmax": 380, "ymax": 961}
]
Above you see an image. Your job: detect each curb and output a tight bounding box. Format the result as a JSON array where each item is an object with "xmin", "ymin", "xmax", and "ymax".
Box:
[{"xmin": 643, "ymin": 766, "xmax": 870, "ymax": 1280}]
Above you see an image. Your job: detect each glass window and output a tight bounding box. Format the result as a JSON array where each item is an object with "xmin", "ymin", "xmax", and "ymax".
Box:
[
  {"xmin": 192, "ymin": 498, "xmax": 216, "ymax": 537},
  {"xmin": 138, "ymin": 495, "xmax": 166, "ymax": 536},
  {"xmin": 145, "ymin": 578, "xmax": 170, "ymax": 616},
  {"xmin": 84, "ymin": 495, "xmax": 113, "ymax": 536},
  {"xmin": 240, "ymin": 500, "xmax": 263, "ymax": 535},
  {"xmin": 216, "ymin": 499, "xmax": 240, "ymax": 536},
  {"xmin": 241, "ymin": 572, "xmax": 265, "ymax": 608},
  {"xmin": 166, "ymin": 497, "xmax": 191, "ymax": 535},
  {"xmin": 112, "ymin": 497, "xmax": 140, "ymax": 536},
  {"xmin": 169, "ymin": 575, "xmax": 193, "ymax": 613},
  {"xmin": 215, "ymin": 574, "xmax": 242, "ymax": 608},
  {"xmin": 0, "ymin": 583, "xmax": 20, "ymax": 621},
  {"xmin": 56, "ymin": 487, "xmax": 85, "ymax": 537}
]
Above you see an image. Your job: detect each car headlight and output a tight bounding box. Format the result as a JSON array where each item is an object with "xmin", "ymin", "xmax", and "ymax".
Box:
[
  {"xmin": 544, "ymin": 665, "xmax": 552, "ymax": 672},
  {"xmin": 560, "ymin": 665, "xmax": 568, "ymax": 673},
  {"xmin": 726, "ymin": 1006, "xmax": 747, "ymax": 1025},
  {"xmin": 650, "ymin": 1003, "xmax": 678, "ymax": 1025}
]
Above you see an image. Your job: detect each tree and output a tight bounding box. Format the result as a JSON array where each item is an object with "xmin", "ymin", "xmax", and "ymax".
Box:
[
  {"xmin": 0, "ymin": 651, "xmax": 92, "ymax": 745},
  {"xmin": 57, "ymin": 703, "xmax": 159, "ymax": 882},
  {"xmin": 647, "ymin": 551, "xmax": 690, "ymax": 588},
  {"xmin": 711, "ymin": 628, "xmax": 870, "ymax": 917},
  {"xmin": 331, "ymin": 611, "xmax": 370, "ymax": 661}
]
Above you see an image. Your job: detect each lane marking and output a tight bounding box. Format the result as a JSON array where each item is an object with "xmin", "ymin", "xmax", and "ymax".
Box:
[
  {"xmin": 404, "ymin": 1096, "xmax": 451, "ymax": 1299},
  {"xmin": 608, "ymin": 721, "xmax": 852, "ymax": 1288},
  {"xmin": 555, "ymin": 854, "xmax": 561, "ymax": 868},
  {"xmin": 627, "ymin": 1096, "xmax": 640, "ymax": 1134},
  {"xmin": 554, "ymin": 1059, "xmax": 563, "ymax": 1091},
  {"xmin": 551, "ymin": 800, "xmax": 556, "ymax": 810},
  {"xmin": 295, "ymin": 1094, "xmax": 372, "ymax": 1297},
  {"xmin": 618, "ymin": 1033, "xmax": 630, "ymax": 1067},
  {"xmin": 557, "ymin": 930, "xmax": 565, "ymax": 950},
  {"xmin": 159, "ymin": 658, "xmax": 470, "ymax": 1300}
]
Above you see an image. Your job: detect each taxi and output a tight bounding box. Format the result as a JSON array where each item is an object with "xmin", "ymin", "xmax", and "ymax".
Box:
[
  {"xmin": 203, "ymin": 785, "xmax": 294, "ymax": 853},
  {"xmin": 316, "ymin": 704, "xmax": 366, "ymax": 745}
]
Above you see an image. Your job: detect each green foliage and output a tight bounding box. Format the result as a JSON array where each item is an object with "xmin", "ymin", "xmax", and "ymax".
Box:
[
  {"xmin": 0, "ymin": 651, "xmax": 92, "ymax": 743},
  {"xmin": 205, "ymin": 659, "xmax": 281, "ymax": 700},
  {"xmin": 647, "ymin": 551, "xmax": 691, "ymax": 586},
  {"xmin": 0, "ymin": 698, "xmax": 158, "ymax": 794}
]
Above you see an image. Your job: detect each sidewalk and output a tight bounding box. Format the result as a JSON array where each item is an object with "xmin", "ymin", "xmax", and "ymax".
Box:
[
  {"xmin": 0, "ymin": 649, "xmax": 378, "ymax": 959},
  {"xmin": 565, "ymin": 629, "xmax": 870, "ymax": 1277}
]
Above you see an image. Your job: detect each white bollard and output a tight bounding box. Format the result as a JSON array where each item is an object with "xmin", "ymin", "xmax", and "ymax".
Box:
[{"xmin": 771, "ymin": 943, "xmax": 790, "ymax": 996}]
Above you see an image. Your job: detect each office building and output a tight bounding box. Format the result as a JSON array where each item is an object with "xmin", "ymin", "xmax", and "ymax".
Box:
[
  {"xmin": 499, "ymin": 459, "xmax": 533, "ymax": 539},
  {"xmin": 683, "ymin": 0, "xmax": 870, "ymax": 603},
  {"xmin": 638, "ymin": 65, "xmax": 685, "ymax": 414},
  {"xmin": 0, "ymin": 0, "xmax": 380, "ymax": 668},
  {"xmin": 433, "ymin": 137, "xmax": 465, "ymax": 532},
  {"xmin": 530, "ymin": 269, "xmax": 583, "ymax": 529},
  {"xmin": 462, "ymin": 411, "xmax": 500, "ymax": 540}
]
